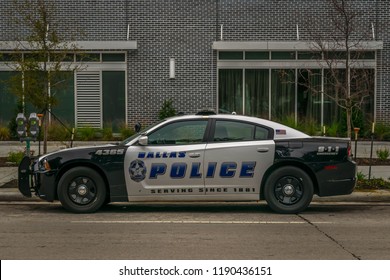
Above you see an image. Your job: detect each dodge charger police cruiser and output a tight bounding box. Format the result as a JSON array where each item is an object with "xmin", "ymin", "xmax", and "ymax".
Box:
[{"xmin": 18, "ymin": 113, "xmax": 356, "ymax": 214}]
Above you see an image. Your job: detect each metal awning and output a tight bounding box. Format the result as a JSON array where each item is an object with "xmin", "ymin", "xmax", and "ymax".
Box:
[
  {"xmin": 0, "ymin": 40, "xmax": 137, "ymax": 51},
  {"xmin": 212, "ymin": 41, "xmax": 383, "ymax": 51}
]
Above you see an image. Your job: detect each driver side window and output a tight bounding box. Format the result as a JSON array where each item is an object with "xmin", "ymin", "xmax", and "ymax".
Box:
[{"xmin": 148, "ymin": 120, "xmax": 208, "ymax": 145}]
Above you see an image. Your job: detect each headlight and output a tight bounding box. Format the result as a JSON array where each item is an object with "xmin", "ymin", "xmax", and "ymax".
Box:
[{"xmin": 38, "ymin": 158, "xmax": 51, "ymax": 171}]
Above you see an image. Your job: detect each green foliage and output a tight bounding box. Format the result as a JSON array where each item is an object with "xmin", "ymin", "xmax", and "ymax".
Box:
[
  {"xmin": 356, "ymin": 177, "xmax": 390, "ymax": 190},
  {"xmin": 298, "ymin": 118, "xmax": 321, "ymax": 136},
  {"xmin": 325, "ymin": 122, "xmax": 345, "ymax": 137},
  {"xmin": 102, "ymin": 127, "xmax": 113, "ymax": 141},
  {"xmin": 7, "ymin": 151, "xmax": 25, "ymax": 165},
  {"xmin": 120, "ymin": 125, "xmax": 135, "ymax": 139},
  {"xmin": 158, "ymin": 99, "xmax": 177, "ymax": 120},
  {"xmin": 7, "ymin": 100, "xmax": 24, "ymax": 140},
  {"xmin": 76, "ymin": 126, "xmax": 98, "ymax": 141},
  {"xmin": 0, "ymin": 125, "xmax": 10, "ymax": 140},
  {"xmin": 356, "ymin": 171, "xmax": 366, "ymax": 181},
  {"xmin": 48, "ymin": 121, "xmax": 72, "ymax": 141},
  {"xmin": 279, "ymin": 114, "xmax": 297, "ymax": 129},
  {"xmin": 376, "ymin": 147, "xmax": 390, "ymax": 161},
  {"xmin": 373, "ymin": 123, "xmax": 390, "ymax": 141}
]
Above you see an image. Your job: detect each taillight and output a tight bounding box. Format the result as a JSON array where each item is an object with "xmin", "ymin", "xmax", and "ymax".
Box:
[{"xmin": 347, "ymin": 141, "xmax": 352, "ymax": 158}]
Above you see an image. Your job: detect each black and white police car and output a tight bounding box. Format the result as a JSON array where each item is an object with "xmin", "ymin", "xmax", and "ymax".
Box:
[{"xmin": 18, "ymin": 112, "xmax": 356, "ymax": 214}]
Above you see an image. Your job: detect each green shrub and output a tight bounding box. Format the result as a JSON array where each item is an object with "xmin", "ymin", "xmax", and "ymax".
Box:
[
  {"xmin": 299, "ymin": 118, "xmax": 321, "ymax": 136},
  {"xmin": 102, "ymin": 127, "xmax": 113, "ymax": 141},
  {"xmin": 48, "ymin": 121, "xmax": 73, "ymax": 141},
  {"xmin": 7, "ymin": 151, "xmax": 25, "ymax": 165},
  {"xmin": 356, "ymin": 177, "xmax": 390, "ymax": 190},
  {"xmin": 278, "ymin": 114, "xmax": 297, "ymax": 129},
  {"xmin": 76, "ymin": 126, "xmax": 99, "ymax": 141},
  {"xmin": 0, "ymin": 125, "xmax": 10, "ymax": 140},
  {"xmin": 158, "ymin": 99, "xmax": 177, "ymax": 120},
  {"xmin": 325, "ymin": 122, "xmax": 343, "ymax": 137},
  {"xmin": 120, "ymin": 125, "xmax": 135, "ymax": 139},
  {"xmin": 374, "ymin": 123, "xmax": 390, "ymax": 141},
  {"xmin": 356, "ymin": 171, "xmax": 366, "ymax": 181},
  {"xmin": 376, "ymin": 147, "xmax": 390, "ymax": 161}
]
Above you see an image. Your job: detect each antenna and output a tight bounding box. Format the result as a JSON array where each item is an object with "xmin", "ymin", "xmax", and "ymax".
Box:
[
  {"xmin": 220, "ymin": 24, "xmax": 223, "ymax": 41},
  {"xmin": 371, "ymin": 23, "xmax": 375, "ymax": 40},
  {"xmin": 127, "ymin": 24, "xmax": 130, "ymax": 41},
  {"xmin": 296, "ymin": 24, "xmax": 299, "ymax": 40}
]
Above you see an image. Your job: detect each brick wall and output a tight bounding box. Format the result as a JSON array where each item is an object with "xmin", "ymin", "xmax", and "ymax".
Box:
[{"xmin": 0, "ymin": 0, "xmax": 388, "ymax": 126}]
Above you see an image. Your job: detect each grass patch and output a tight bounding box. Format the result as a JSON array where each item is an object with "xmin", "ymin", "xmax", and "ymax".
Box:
[
  {"xmin": 356, "ymin": 178, "xmax": 390, "ymax": 190},
  {"xmin": 7, "ymin": 151, "xmax": 25, "ymax": 165}
]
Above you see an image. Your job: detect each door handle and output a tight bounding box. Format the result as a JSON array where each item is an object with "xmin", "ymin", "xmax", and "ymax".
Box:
[
  {"xmin": 188, "ymin": 152, "xmax": 201, "ymax": 158},
  {"xmin": 257, "ymin": 148, "xmax": 269, "ymax": 153}
]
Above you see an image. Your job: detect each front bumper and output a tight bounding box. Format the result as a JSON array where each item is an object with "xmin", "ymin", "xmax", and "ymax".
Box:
[{"xmin": 18, "ymin": 156, "xmax": 57, "ymax": 202}]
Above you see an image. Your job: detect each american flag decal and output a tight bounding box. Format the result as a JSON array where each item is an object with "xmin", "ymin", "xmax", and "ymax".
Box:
[{"xmin": 276, "ymin": 129, "xmax": 286, "ymax": 135}]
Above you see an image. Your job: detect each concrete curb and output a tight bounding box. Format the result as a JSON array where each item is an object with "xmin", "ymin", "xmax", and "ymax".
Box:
[{"xmin": 1, "ymin": 187, "xmax": 390, "ymax": 203}]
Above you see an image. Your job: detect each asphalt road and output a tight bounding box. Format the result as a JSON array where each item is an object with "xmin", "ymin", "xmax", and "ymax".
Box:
[{"xmin": 1, "ymin": 201, "xmax": 389, "ymax": 260}]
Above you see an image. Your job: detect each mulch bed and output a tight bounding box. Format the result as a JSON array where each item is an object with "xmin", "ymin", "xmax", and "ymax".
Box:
[{"xmin": 0, "ymin": 157, "xmax": 18, "ymax": 167}]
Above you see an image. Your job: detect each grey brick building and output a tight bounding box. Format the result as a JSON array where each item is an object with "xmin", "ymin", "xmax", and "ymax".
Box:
[{"xmin": 0, "ymin": 0, "xmax": 388, "ymax": 134}]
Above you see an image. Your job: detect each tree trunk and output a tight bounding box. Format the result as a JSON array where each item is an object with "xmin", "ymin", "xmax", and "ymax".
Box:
[{"xmin": 346, "ymin": 107, "xmax": 352, "ymax": 139}]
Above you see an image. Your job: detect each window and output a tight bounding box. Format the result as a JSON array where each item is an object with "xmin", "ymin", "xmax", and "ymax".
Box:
[
  {"xmin": 219, "ymin": 52, "xmax": 243, "ymax": 60},
  {"xmin": 350, "ymin": 51, "xmax": 375, "ymax": 60},
  {"xmin": 102, "ymin": 53, "xmax": 126, "ymax": 62},
  {"xmin": 297, "ymin": 52, "xmax": 322, "ymax": 60},
  {"xmin": 0, "ymin": 72, "xmax": 18, "ymax": 124},
  {"xmin": 271, "ymin": 69, "xmax": 295, "ymax": 121},
  {"xmin": 271, "ymin": 51, "xmax": 296, "ymax": 60},
  {"xmin": 245, "ymin": 69, "xmax": 269, "ymax": 118},
  {"xmin": 245, "ymin": 51, "xmax": 269, "ymax": 60},
  {"xmin": 0, "ymin": 53, "xmax": 22, "ymax": 62},
  {"xmin": 213, "ymin": 120, "xmax": 269, "ymax": 142},
  {"xmin": 103, "ymin": 71, "xmax": 126, "ymax": 132},
  {"xmin": 76, "ymin": 53, "xmax": 100, "ymax": 62},
  {"xmin": 218, "ymin": 69, "xmax": 243, "ymax": 114},
  {"xmin": 148, "ymin": 120, "xmax": 208, "ymax": 145}
]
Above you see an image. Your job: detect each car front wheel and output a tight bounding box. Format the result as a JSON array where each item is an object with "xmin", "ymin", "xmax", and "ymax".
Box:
[
  {"xmin": 57, "ymin": 167, "xmax": 107, "ymax": 213},
  {"xmin": 264, "ymin": 166, "xmax": 313, "ymax": 214}
]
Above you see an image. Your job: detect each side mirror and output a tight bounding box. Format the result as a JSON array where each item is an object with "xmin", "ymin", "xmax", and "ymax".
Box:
[
  {"xmin": 134, "ymin": 122, "xmax": 142, "ymax": 133},
  {"xmin": 138, "ymin": 135, "xmax": 148, "ymax": 146}
]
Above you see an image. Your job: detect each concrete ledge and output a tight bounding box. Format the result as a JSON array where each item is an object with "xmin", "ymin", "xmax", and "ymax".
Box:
[{"xmin": 1, "ymin": 188, "xmax": 390, "ymax": 203}]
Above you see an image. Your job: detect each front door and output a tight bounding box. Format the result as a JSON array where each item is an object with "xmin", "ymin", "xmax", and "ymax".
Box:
[{"xmin": 124, "ymin": 119, "xmax": 209, "ymax": 200}]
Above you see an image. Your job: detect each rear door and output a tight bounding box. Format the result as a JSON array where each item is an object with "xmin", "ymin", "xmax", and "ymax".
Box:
[{"xmin": 204, "ymin": 119, "xmax": 275, "ymax": 199}]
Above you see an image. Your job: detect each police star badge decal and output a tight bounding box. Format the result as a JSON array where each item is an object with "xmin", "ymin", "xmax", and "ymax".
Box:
[{"xmin": 129, "ymin": 160, "xmax": 147, "ymax": 182}]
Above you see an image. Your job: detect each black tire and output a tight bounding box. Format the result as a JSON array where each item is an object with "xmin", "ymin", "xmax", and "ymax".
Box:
[
  {"xmin": 57, "ymin": 167, "xmax": 107, "ymax": 213},
  {"xmin": 264, "ymin": 166, "xmax": 313, "ymax": 214}
]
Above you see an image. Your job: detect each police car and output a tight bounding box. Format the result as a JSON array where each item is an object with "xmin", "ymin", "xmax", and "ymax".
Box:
[{"xmin": 18, "ymin": 113, "xmax": 356, "ymax": 214}]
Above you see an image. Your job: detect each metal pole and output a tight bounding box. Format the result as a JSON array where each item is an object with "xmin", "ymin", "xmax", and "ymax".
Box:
[
  {"xmin": 353, "ymin": 128, "xmax": 360, "ymax": 161},
  {"xmin": 368, "ymin": 123, "xmax": 375, "ymax": 180}
]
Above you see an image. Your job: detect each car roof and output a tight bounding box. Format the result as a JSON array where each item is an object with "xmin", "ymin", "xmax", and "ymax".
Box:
[{"xmin": 161, "ymin": 114, "xmax": 310, "ymax": 140}]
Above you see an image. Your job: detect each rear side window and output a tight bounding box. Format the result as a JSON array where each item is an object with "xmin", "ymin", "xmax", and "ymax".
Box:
[{"xmin": 213, "ymin": 120, "xmax": 269, "ymax": 142}]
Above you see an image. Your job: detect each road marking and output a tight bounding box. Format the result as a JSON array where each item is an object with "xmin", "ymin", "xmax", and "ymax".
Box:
[{"xmin": 71, "ymin": 220, "xmax": 333, "ymax": 225}]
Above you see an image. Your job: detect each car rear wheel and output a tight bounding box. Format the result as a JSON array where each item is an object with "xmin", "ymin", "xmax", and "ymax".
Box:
[
  {"xmin": 264, "ymin": 166, "xmax": 313, "ymax": 214},
  {"xmin": 57, "ymin": 167, "xmax": 107, "ymax": 213}
]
